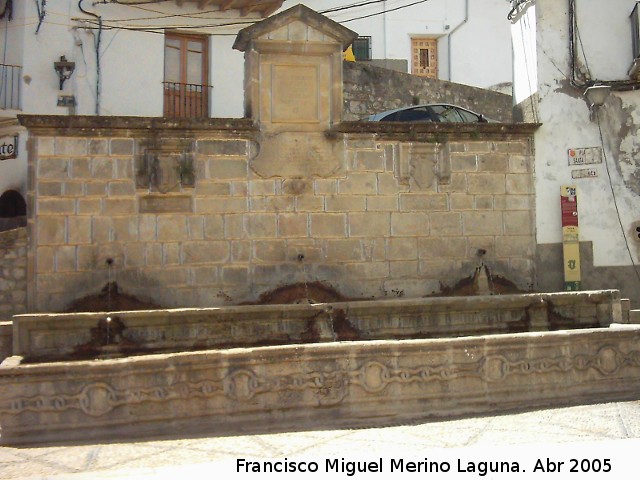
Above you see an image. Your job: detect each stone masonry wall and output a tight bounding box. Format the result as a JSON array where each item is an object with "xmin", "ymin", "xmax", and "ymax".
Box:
[
  {"xmin": 0, "ymin": 227, "xmax": 27, "ymax": 318},
  {"xmin": 343, "ymin": 62, "xmax": 513, "ymax": 123},
  {"xmin": 23, "ymin": 117, "xmax": 536, "ymax": 313}
]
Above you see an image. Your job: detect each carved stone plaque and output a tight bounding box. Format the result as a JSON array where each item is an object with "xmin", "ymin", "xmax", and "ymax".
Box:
[
  {"xmin": 139, "ymin": 195, "xmax": 193, "ymax": 214},
  {"xmin": 251, "ymin": 131, "xmax": 344, "ymax": 178},
  {"xmin": 271, "ymin": 65, "xmax": 319, "ymax": 124}
]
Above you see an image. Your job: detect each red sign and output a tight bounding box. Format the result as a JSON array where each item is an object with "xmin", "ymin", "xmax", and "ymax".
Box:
[{"xmin": 560, "ymin": 187, "xmax": 578, "ymax": 227}]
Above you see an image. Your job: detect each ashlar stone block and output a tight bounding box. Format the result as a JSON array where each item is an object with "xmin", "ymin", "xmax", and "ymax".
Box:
[
  {"xmin": 326, "ymin": 238, "xmax": 363, "ymax": 262},
  {"xmin": 338, "ymin": 172, "xmax": 378, "ymax": 195},
  {"xmin": 429, "ymin": 212, "xmax": 462, "ymax": 236},
  {"xmin": 467, "ymin": 174, "xmax": 506, "ymax": 195},
  {"xmin": 182, "ymin": 241, "xmax": 229, "ymax": 264},
  {"xmin": 278, "ymin": 213, "xmax": 309, "ymax": 238},
  {"xmin": 462, "ymin": 211, "xmax": 504, "ymax": 236},
  {"xmin": 386, "ymin": 237, "xmax": 418, "ymax": 261},
  {"xmin": 37, "ymin": 217, "xmax": 66, "ymax": 245},
  {"xmin": 157, "ymin": 215, "xmax": 188, "ymax": 242},
  {"xmin": 310, "ymin": 213, "xmax": 346, "ymax": 238},
  {"xmin": 391, "ymin": 212, "xmax": 429, "ymax": 236},
  {"xmin": 54, "ymin": 138, "xmax": 87, "ymax": 156},
  {"xmin": 245, "ymin": 214, "xmax": 278, "ymax": 238},
  {"xmin": 348, "ymin": 212, "xmax": 390, "ymax": 237}
]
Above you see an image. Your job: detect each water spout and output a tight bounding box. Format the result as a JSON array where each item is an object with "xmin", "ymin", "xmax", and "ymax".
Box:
[
  {"xmin": 326, "ymin": 306, "xmax": 337, "ymax": 342},
  {"xmin": 106, "ymin": 258, "xmax": 114, "ymax": 312},
  {"xmin": 296, "ymin": 253, "xmax": 312, "ymax": 304}
]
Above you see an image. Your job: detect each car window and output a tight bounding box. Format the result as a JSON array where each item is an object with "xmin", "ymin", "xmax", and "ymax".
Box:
[
  {"xmin": 429, "ymin": 105, "xmax": 463, "ymax": 122},
  {"xmin": 397, "ymin": 107, "xmax": 433, "ymax": 122},
  {"xmin": 457, "ymin": 108, "xmax": 481, "ymax": 122},
  {"xmin": 380, "ymin": 112, "xmax": 400, "ymax": 121}
]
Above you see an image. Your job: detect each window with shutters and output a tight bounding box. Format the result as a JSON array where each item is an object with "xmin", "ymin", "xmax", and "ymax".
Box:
[
  {"xmin": 163, "ymin": 33, "xmax": 211, "ymax": 118},
  {"xmin": 352, "ymin": 36, "xmax": 372, "ymax": 61}
]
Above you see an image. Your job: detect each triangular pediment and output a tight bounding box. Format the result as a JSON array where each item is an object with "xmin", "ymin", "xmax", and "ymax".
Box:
[{"xmin": 233, "ymin": 4, "xmax": 357, "ymax": 51}]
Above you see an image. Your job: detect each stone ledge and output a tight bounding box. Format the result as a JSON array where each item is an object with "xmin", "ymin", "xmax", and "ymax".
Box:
[
  {"xmin": 11, "ymin": 290, "xmax": 621, "ymax": 362},
  {"xmin": 331, "ymin": 121, "xmax": 541, "ymax": 141},
  {"xmin": 18, "ymin": 116, "xmax": 258, "ymax": 138}
]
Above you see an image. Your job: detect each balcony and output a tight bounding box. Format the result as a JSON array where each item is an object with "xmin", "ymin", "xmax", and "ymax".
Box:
[
  {"xmin": 163, "ymin": 82, "xmax": 213, "ymax": 119},
  {"xmin": 0, "ymin": 64, "xmax": 21, "ymax": 111}
]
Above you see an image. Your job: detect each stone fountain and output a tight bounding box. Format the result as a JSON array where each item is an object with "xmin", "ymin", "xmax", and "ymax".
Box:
[{"xmin": 2, "ymin": 5, "xmax": 640, "ymax": 445}]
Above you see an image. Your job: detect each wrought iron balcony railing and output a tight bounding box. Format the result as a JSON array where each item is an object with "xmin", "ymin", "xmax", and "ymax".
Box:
[
  {"xmin": 163, "ymin": 81, "xmax": 212, "ymax": 118},
  {"xmin": 0, "ymin": 64, "xmax": 21, "ymax": 110}
]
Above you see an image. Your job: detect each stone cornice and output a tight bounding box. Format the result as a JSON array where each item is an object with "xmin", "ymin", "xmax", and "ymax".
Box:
[
  {"xmin": 331, "ymin": 121, "xmax": 542, "ymax": 141},
  {"xmin": 233, "ymin": 4, "xmax": 358, "ymax": 52},
  {"xmin": 17, "ymin": 115, "xmax": 258, "ymax": 138}
]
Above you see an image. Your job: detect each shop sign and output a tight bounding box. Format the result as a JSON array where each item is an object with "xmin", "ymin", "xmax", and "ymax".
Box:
[{"xmin": 0, "ymin": 135, "xmax": 18, "ymax": 160}]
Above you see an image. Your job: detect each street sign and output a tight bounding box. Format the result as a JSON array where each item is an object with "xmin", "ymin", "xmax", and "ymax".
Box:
[
  {"xmin": 571, "ymin": 167, "xmax": 598, "ymax": 179},
  {"xmin": 567, "ymin": 147, "xmax": 602, "ymax": 166}
]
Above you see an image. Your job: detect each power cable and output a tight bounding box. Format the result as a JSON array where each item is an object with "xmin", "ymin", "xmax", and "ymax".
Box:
[
  {"xmin": 81, "ymin": 0, "xmax": 433, "ymax": 31},
  {"xmin": 567, "ymin": 0, "xmax": 640, "ymax": 285},
  {"xmin": 339, "ymin": 0, "xmax": 432, "ymax": 23},
  {"xmin": 79, "ymin": 0, "xmax": 102, "ymax": 115},
  {"xmin": 595, "ymin": 110, "xmax": 640, "ymax": 285}
]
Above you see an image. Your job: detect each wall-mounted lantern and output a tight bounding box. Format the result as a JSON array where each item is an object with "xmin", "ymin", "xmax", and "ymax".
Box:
[
  {"xmin": 584, "ymin": 85, "xmax": 611, "ymax": 121},
  {"xmin": 53, "ymin": 55, "xmax": 75, "ymax": 90}
]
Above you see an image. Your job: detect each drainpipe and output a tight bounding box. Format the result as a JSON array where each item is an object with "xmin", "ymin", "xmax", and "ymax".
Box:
[{"xmin": 447, "ymin": 0, "xmax": 469, "ymax": 82}]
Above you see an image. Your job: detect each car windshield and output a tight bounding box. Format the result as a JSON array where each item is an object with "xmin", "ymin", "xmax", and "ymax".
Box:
[
  {"xmin": 372, "ymin": 104, "xmax": 488, "ymax": 123},
  {"xmin": 429, "ymin": 105, "xmax": 464, "ymax": 122}
]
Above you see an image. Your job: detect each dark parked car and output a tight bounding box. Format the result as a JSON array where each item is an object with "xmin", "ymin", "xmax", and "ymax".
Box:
[{"xmin": 366, "ymin": 104, "xmax": 496, "ymax": 123}]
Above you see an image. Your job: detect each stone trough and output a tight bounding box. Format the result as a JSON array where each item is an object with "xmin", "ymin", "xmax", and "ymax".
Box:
[
  {"xmin": 11, "ymin": 289, "xmax": 621, "ymax": 362},
  {"xmin": 2, "ymin": 289, "xmax": 640, "ymax": 445}
]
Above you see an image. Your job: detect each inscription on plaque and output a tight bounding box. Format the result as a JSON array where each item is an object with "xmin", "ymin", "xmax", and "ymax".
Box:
[
  {"xmin": 251, "ymin": 132, "xmax": 345, "ymax": 178},
  {"xmin": 271, "ymin": 65, "xmax": 319, "ymax": 123}
]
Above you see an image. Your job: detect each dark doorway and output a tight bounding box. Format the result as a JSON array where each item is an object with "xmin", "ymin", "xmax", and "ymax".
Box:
[{"xmin": 0, "ymin": 189, "xmax": 27, "ymax": 231}]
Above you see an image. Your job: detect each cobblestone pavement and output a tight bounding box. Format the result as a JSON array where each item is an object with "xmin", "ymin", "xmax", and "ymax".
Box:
[{"xmin": 2, "ymin": 400, "xmax": 640, "ymax": 479}]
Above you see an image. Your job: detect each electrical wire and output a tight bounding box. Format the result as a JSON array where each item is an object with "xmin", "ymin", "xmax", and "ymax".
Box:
[
  {"xmin": 79, "ymin": 0, "xmax": 102, "ymax": 115},
  {"xmin": 0, "ymin": 0, "xmax": 13, "ymax": 21},
  {"xmin": 595, "ymin": 110, "xmax": 640, "ymax": 285},
  {"xmin": 109, "ymin": 0, "xmax": 172, "ymax": 5},
  {"xmin": 35, "ymin": 0, "xmax": 46, "ymax": 34},
  {"xmin": 518, "ymin": 12, "xmax": 537, "ymax": 122},
  {"xmin": 339, "ymin": 0, "xmax": 432, "ymax": 23},
  {"xmin": 80, "ymin": 0, "xmax": 431, "ymax": 32},
  {"xmin": 567, "ymin": 0, "xmax": 640, "ymax": 285},
  {"xmin": 569, "ymin": 0, "xmax": 640, "ymax": 91}
]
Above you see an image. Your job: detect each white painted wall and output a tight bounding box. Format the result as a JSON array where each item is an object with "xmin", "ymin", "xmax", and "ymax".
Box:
[
  {"xmin": 511, "ymin": 5, "xmax": 537, "ymax": 106},
  {"xmin": 11, "ymin": 1, "xmax": 253, "ymax": 118},
  {"xmin": 0, "ymin": 0, "xmax": 514, "ymax": 197},
  {"xmin": 0, "ymin": 0, "xmax": 261, "ymax": 196},
  {"xmin": 513, "ymin": 0, "xmax": 640, "ymax": 267},
  {"xmin": 303, "ymin": 0, "xmax": 512, "ymax": 89}
]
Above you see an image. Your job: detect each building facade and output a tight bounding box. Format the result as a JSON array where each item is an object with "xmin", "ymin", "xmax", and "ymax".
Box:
[
  {"xmin": 310, "ymin": 0, "xmax": 513, "ymax": 91},
  {"xmin": 0, "ymin": 1, "xmax": 514, "ymax": 218},
  {"xmin": 0, "ymin": 0, "xmax": 285, "ymax": 218},
  {"xmin": 512, "ymin": 0, "xmax": 640, "ymax": 304}
]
